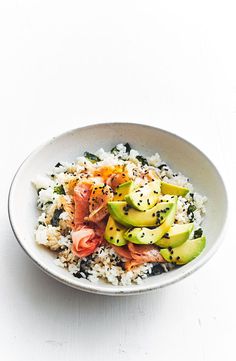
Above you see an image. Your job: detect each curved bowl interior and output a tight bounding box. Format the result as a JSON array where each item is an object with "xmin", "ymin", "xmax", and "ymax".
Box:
[{"xmin": 9, "ymin": 123, "xmax": 228, "ymax": 295}]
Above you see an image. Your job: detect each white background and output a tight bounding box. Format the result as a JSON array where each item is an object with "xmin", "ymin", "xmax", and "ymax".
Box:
[{"xmin": 0, "ymin": 1, "xmax": 235, "ymax": 360}]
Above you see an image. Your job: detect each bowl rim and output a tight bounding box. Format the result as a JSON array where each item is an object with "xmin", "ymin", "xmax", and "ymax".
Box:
[{"xmin": 8, "ymin": 122, "xmax": 229, "ymax": 295}]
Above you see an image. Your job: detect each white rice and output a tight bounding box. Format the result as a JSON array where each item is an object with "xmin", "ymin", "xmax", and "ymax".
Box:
[{"xmin": 32, "ymin": 143, "xmax": 207, "ymax": 286}]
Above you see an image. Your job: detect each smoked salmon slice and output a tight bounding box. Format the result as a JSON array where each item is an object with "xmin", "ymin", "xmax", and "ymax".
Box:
[
  {"xmin": 106, "ymin": 172, "xmax": 130, "ymax": 190},
  {"xmin": 72, "ymin": 182, "xmax": 108, "ymax": 257},
  {"xmin": 87, "ymin": 184, "xmax": 113, "ymax": 223},
  {"xmin": 73, "ymin": 183, "xmax": 91, "ymax": 229},
  {"xmin": 113, "ymin": 242, "xmax": 165, "ymax": 270},
  {"xmin": 127, "ymin": 243, "xmax": 165, "ymax": 263},
  {"xmin": 112, "ymin": 245, "xmax": 133, "ymax": 260},
  {"xmin": 125, "ymin": 243, "xmax": 165, "ymax": 270}
]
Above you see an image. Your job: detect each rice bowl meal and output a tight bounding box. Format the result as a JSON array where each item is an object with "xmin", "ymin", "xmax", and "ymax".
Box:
[{"xmin": 33, "ymin": 143, "xmax": 207, "ymax": 286}]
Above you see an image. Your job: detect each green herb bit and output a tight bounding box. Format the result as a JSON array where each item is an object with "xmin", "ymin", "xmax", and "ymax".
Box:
[
  {"xmin": 136, "ymin": 155, "xmax": 149, "ymax": 166},
  {"xmin": 124, "ymin": 143, "xmax": 131, "ymax": 154},
  {"xmin": 37, "ymin": 188, "xmax": 44, "ymax": 195},
  {"xmin": 51, "ymin": 208, "xmax": 63, "ymax": 227},
  {"xmin": 157, "ymin": 163, "xmax": 167, "ymax": 170},
  {"xmin": 84, "ymin": 151, "xmax": 101, "ymax": 163},
  {"xmin": 54, "ymin": 185, "xmax": 66, "ymax": 195},
  {"xmin": 193, "ymin": 228, "xmax": 203, "ymax": 239},
  {"xmin": 187, "ymin": 204, "xmax": 197, "ymax": 215},
  {"xmin": 111, "ymin": 145, "xmax": 119, "ymax": 155}
]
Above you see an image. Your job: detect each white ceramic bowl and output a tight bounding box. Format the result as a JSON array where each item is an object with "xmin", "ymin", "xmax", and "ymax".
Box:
[{"xmin": 8, "ymin": 123, "xmax": 228, "ymax": 295}]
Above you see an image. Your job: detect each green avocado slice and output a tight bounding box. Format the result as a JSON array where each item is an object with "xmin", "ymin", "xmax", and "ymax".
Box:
[
  {"xmin": 113, "ymin": 181, "xmax": 134, "ymax": 201},
  {"xmin": 160, "ymin": 236, "xmax": 206, "ymax": 265},
  {"xmin": 104, "ymin": 216, "xmax": 127, "ymax": 246},
  {"xmin": 125, "ymin": 179, "xmax": 161, "ymax": 211},
  {"xmin": 161, "ymin": 181, "xmax": 189, "ymax": 197},
  {"xmin": 156, "ymin": 223, "xmax": 194, "ymax": 248},
  {"xmin": 123, "ymin": 197, "xmax": 177, "ymax": 244},
  {"xmin": 107, "ymin": 200, "xmax": 175, "ymax": 227}
]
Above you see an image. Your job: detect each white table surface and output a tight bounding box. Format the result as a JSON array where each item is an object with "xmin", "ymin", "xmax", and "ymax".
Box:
[{"xmin": 0, "ymin": 1, "xmax": 235, "ymax": 360}]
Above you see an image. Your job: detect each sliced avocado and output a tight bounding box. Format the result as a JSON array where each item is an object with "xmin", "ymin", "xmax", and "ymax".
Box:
[
  {"xmin": 113, "ymin": 181, "xmax": 134, "ymax": 201},
  {"xmin": 124, "ymin": 197, "xmax": 177, "ymax": 244},
  {"xmin": 160, "ymin": 236, "xmax": 206, "ymax": 265},
  {"xmin": 104, "ymin": 216, "xmax": 127, "ymax": 246},
  {"xmin": 156, "ymin": 223, "xmax": 194, "ymax": 248},
  {"xmin": 125, "ymin": 179, "xmax": 161, "ymax": 211},
  {"xmin": 108, "ymin": 200, "xmax": 175, "ymax": 227},
  {"xmin": 161, "ymin": 181, "xmax": 189, "ymax": 197}
]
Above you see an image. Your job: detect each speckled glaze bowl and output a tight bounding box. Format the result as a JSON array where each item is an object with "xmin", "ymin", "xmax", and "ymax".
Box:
[{"xmin": 8, "ymin": 123, "xmax": 228, "ymax": 295}]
